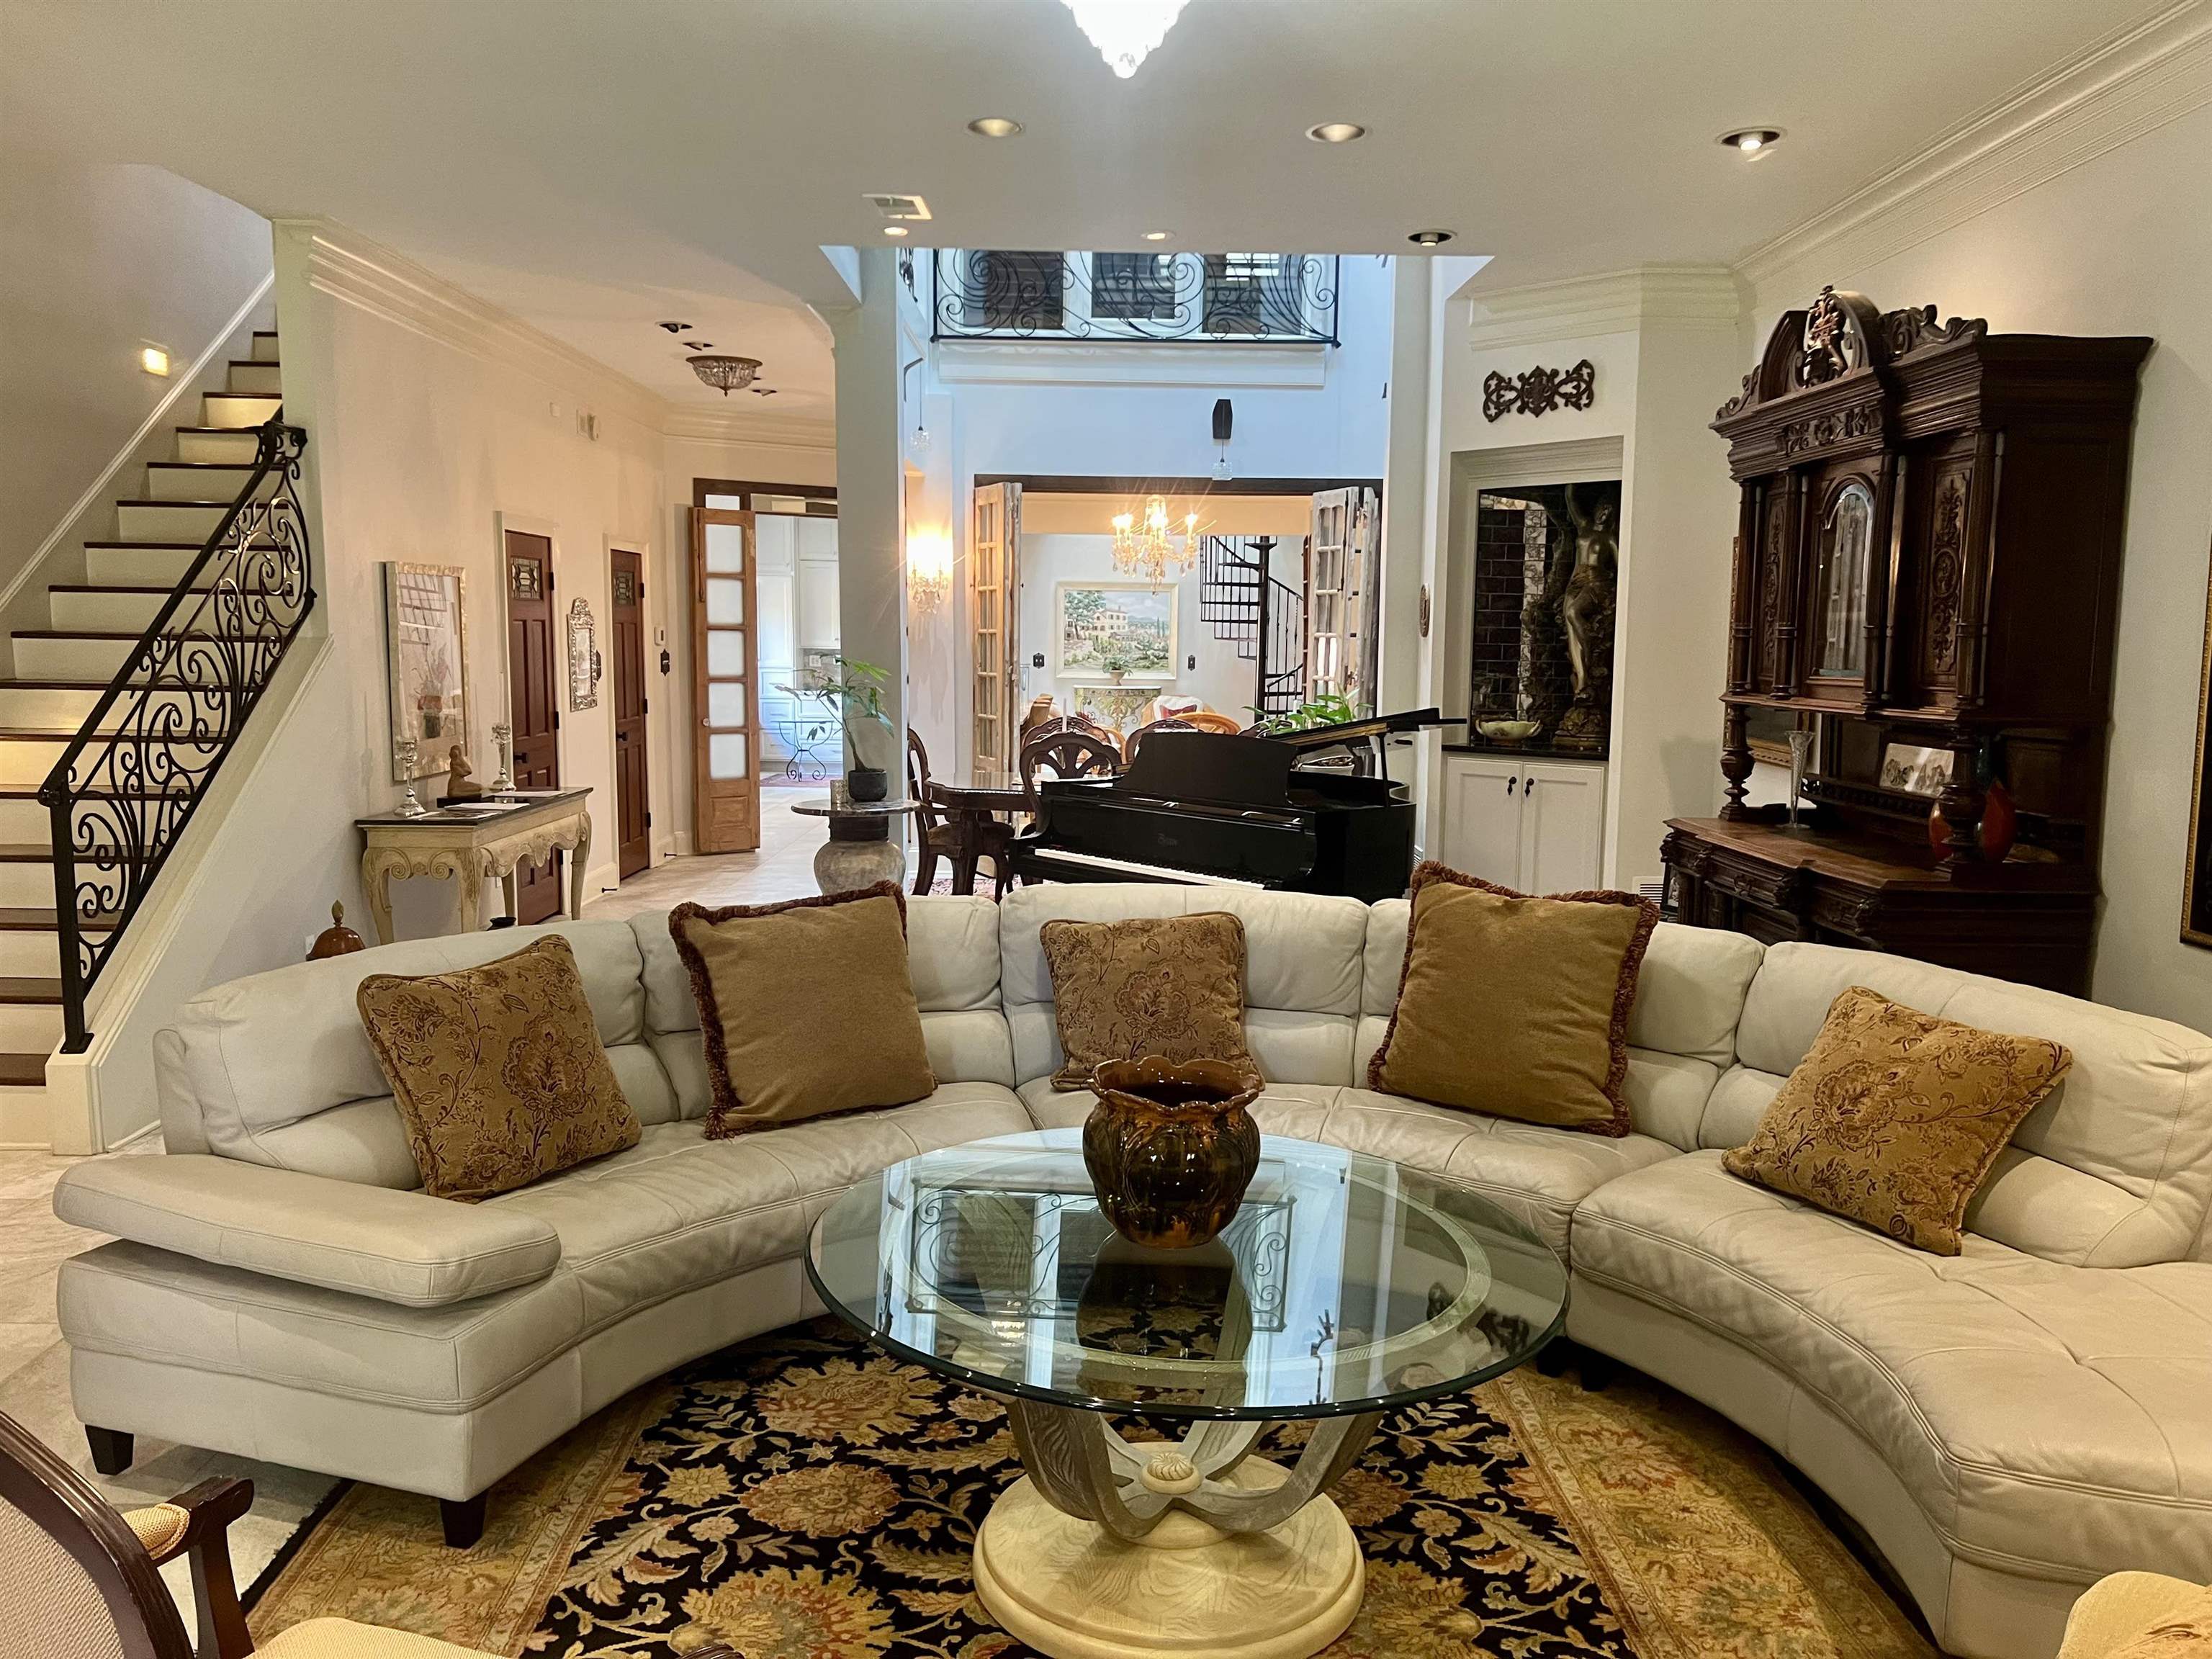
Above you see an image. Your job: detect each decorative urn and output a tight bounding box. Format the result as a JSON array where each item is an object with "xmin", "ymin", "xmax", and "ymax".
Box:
[{"xmin": 1082, "ymin": 1056, "xmax": 1264, "ymax": 1249}]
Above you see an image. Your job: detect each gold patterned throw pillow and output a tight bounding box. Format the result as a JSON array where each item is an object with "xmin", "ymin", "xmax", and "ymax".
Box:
[
  {"xmin": 1367, "ymin": 863, "xmax": 1658, "ymax": 1137},
  {"xmin": 357, "ymin": 935, "xmax": 640, "ymax": 1202},
  {"xmin": 1723, "ymin": 986, "xmax": 2072, "ymax": 1255},
  {"xmin": 1040, "ymin": 912, "xmax": 1259, "ymax": 1091},
  {"xmin": 670, "ymin": 884, "xmax": 935, "ymax": 1137}
]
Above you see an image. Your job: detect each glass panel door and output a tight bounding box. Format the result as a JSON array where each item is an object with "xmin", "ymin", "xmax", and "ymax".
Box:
[{"xmin": 693, "ymin": 508, "xmax": 761, "ymax": 852}]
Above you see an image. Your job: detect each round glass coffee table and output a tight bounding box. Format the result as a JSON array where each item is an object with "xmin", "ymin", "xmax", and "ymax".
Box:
[{"xmin": 805, "ymin": 1128, "xmax": 1569, "ymax": 1659}]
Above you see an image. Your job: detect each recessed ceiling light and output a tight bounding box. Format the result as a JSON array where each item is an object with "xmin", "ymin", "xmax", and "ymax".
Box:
[
  {"xmin": 1407, "ymin": 228, "xmax": 1455, "ymax": 247},
  {"xmin": 1719, "ymin": 127, "xmax": 1784, "ymax": 154},
  {"xmin": 1142, "ymin": 230, "xmax": 1172, "ymax": 242},
  {"xmin": 967, "ymin": 116, "xmax": 1023, "ymax": 138},
  {"xmin": 884, "ymin": 225, "xmax": 910, "ymax": 238},
  {"xmin": 1306, "ymin": 121, "xmax": 1366, "ymax": 144}
]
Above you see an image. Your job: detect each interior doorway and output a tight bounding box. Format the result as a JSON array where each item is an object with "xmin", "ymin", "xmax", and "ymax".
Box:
[
  {"xmin": 611, "ymin": 546, "xmax": 650, "ymax": 878},
  {"xmin": 502, "ymin": 529, "xmax": 563, "ymax": 924},
  {"xmin": 691, "ymin": 507, "xmax": 763, "ymax": 853}
]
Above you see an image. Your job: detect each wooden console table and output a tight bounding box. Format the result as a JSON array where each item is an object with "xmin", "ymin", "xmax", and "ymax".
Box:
[{"xmin": 356, "ymin": 788, "xmax": 593, "ymax": 943}]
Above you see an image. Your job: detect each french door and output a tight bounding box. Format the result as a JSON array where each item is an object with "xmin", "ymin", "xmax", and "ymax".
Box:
[
  {"xmin": 1306, "ymin": 485, "xmax": 1381, "ymax": 716},
  {"xmin": 611, "ymin": 547, "xmax": 650, "ymax": 878},
  {"xmin": 503, "ymin": 530, "xmax": 562, "ymax": 924},
  {"xmin": 692, "ymin": 508, "xmax": 763, "ymax": 853},
  {"xmin": 972, "ymin": 482, "xmax": 1022, "ymax": 768}
]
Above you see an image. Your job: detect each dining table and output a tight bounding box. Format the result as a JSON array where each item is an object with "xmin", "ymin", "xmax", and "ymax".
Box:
[{"xmin": 925, "ymin": 764, "xmax": 1031, "ymax": 896}]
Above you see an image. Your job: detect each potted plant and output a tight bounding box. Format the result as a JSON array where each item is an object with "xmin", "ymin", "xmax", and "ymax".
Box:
[
  {"xmin": 1096, "ymin": 643, "xmax": 1136, "ymax": 685},
  {"xmin": 781, "ymin": 655, "xmax": 894, "ymax": 801}
]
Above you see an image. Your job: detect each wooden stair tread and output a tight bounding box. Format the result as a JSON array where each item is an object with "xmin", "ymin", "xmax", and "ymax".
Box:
[
  {"xmin": 0, "ymin": 844, "xmax": 143, "ymax": 863},
  {"xmin": 13, "ymin": 628, "xmax": 270, "ymax": 639},
  {"xmin": 0, "ymin": 728, "xmax": 199, "ymax": 742},
  {"xmin": 0, "ymin": 678, "xmax": 217, "ymax": 690},
  {"xmin": 0, "ymin": 1053, "xmax": 48, "ymax": 1087},
  {"xmin": 48, "ymin": 584, "xmax": 272, "ymax": 595},
  {"xmin": 0, "ymin": 978, "xmax": 63, "ymax": 1004},
  {"xmin": 114, "ymin": 498, "xmax": 258, "ymax": 508},
  {"xmin": 0, "ymin": 908, "xmax": 116, "ymax": 932}
]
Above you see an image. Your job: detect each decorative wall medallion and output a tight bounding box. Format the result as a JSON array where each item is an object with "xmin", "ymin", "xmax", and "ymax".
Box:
[
  {"xmin": 1925, "ymin": 478, "xmax": 1965, "ymax": 675},
  {"xmin": 1780, "ymin": 400, "xmax": 1881, "ymax": 457},
  {"xmin": 1483, "ymin": 359, "xmax": 1596, "ymax": 423},
  {"xmin": 567, "ymin": 596, "xmax": 602, "ymax": 711}
]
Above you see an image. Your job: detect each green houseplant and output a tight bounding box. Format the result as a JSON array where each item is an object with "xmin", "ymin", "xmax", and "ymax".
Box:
[{"xmin": 781, "ymin": 655, "xmax": 894, "ymax": 801}]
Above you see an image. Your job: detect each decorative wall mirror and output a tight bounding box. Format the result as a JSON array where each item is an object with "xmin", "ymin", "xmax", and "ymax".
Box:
[
  {"xmin": 1809, "ymin": 477, "xmax": 1875, "ymax": 680},
  {"xmin": 2182, "ymin": 535, "xmax": 2212, "ymax": 948},
  {"xmin": 567, "ymin": 595, "xmax": 602, "ymax": 711}
]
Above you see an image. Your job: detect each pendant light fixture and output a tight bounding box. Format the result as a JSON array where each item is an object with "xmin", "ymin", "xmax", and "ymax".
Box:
[{"xmin": 687, "ymin": 354, "xmax": 763, "ymax": 396}]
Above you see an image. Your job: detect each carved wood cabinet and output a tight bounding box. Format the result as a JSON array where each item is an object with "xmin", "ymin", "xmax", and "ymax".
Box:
[{"xmin": 1663, "ymin": 287, "xmax": 2149, "ymax": 993}]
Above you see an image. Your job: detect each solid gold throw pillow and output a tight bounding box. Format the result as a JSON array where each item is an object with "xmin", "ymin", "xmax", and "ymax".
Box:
[
  {"xmin": 1040, "ymin": 912, "xmax": 1259, "ymax": 1091},
  {"xmin": 357, "ymin": 935, "xmax": 640, "ymax": 1202},
  {"xmin": 1723, "ymin": 986, "xmax": 2072, "ymax": 1255},
  {"xmin": 1367, "ymin": 863, "xmax": 1658, "ymax": 1137},
  {"xmin": 670, "ymin": 884, "xmax": 935, "ymax": 1137}
]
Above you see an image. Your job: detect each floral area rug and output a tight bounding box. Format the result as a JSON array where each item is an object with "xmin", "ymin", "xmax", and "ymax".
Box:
[{"xmin": 249, "ymin": 1319, "xmax": 1931, "ymax": 1659}]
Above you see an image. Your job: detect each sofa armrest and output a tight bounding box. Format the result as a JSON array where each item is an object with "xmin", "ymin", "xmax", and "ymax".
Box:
[{"xmin": 53, "ymin": 1156, "xmax": 561, "ymax": 1308}]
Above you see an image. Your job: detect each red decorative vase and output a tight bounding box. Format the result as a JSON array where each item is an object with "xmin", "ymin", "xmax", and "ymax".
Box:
[
  {"xmin": 1928, "ymin": 777, "xmax": 2017, "ymax": 863},
  {"xmin": 1083, "ymin": 1056, "xmax": 1264, "ymax": 1249}
]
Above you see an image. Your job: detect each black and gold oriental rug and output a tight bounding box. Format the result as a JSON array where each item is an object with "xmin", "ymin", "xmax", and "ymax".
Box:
[{"xmin": 249, "ymin": 1319, "xmax": 1930, "ymax": 1659}]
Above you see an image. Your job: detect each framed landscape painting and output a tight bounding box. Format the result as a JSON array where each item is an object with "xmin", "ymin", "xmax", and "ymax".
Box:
[
  {"xmin": 1055, "ymin": 581, "xmax": 1177, "ymax": 681},
  {"xmin": 383, "ymin": 562, "xmax": 470, "ymax": 781}
]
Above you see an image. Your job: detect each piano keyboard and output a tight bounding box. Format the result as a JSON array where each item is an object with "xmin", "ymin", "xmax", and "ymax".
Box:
[{"xmin": 1015, "ymin": 848, "xmax": 1268, "ymax": 889}]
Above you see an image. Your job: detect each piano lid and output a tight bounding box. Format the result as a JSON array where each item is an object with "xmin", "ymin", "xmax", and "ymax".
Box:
[
  {"xmin": 1107, "ymin": 729, "xmax": 1298, "ymax": 810},
  {"xmin": 1269, "ymin": 706, "xmax": 1460, "ymax": 750}
]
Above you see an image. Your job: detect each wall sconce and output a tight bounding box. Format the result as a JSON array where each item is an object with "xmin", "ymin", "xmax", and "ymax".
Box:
[{"xmin": 907, "ymin": 527, "xmax": 953, "ymax": 613}]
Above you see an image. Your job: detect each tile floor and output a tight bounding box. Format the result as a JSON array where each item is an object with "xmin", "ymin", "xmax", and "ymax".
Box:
[{"xmin": 0, "ymin": 788, "xmax": 857, "ymax": 1624}]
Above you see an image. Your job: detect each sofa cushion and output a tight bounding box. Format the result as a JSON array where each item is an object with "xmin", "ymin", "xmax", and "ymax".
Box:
[
  {"xmin": 358, "ymin": 937, "xmax": 643, "ymax": 1201},
  {"xmin": 1572, "ymin": 1152, "xmax": 2212, "ymax": 1586},
  {"xmin": 486, "ymin": 1083, "xmax": 1033, "ymax": 1329},
  {"xmin": 1040, "ymin": 912, "xmax": 1259, "ymax": 1088},
  {"xmin": 1732, "ymin": 943, "xmax": 2212, "ymax": 1267},
  {"xmin": 1019, "ymin": 1078, "xmax": 1340, "ymax": 1141},
  {"xmin": 161, "ymin": 920, "xmax": 647, "ymax": 1172}
]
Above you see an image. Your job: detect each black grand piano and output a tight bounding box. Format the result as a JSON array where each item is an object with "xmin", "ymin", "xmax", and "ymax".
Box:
[{"xmin": 1007, "ymin": 709, "xmax": 1456, "ymax": 904}]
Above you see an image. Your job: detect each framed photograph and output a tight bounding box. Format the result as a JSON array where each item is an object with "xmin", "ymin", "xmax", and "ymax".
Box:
[
  {"xmin": 1879, "ymin": 740, "xmax": 1951, "ymax": 799},
  {"xmin": 383, "ymin": 562, "xmax": 470, "ymax": 781},
  {"xmin": 1055, "ymin": 581, "xmax": 1177, "ymax": 681}
]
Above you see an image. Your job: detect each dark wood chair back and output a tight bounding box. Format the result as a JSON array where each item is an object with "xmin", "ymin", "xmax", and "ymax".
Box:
[
  {"xmin": 1019, "ymin": 726, "xmax": 1121, "ymax": 808},
  {"xmin": 0, "ymin": 1412, "xmax": 189, "ymax": 1659},
  {"xmin": 1025, "ymin": 713, "xmax": 1120, "ymax": 751},
  {"xmin": 1123, "ymin": 717, "xmax": 1197, "ymax": 763},
  {"xmin": 906, "ymin": 727, "xmax": 944, "ymax": 837}
]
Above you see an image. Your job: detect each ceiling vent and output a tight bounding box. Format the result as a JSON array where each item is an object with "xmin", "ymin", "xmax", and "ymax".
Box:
[{"xmin": 865, "ymin": 192, "xmax": 932, "ymax": 222}]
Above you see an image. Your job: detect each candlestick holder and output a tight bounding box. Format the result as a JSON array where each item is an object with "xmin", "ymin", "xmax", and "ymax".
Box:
[
  {"xmin": 393, "ymin": 737, "xmax": 428, "ymax": 817},
  {"xmin": 490, "ymin": 722, "xmax": 515, "ymax": 792}
]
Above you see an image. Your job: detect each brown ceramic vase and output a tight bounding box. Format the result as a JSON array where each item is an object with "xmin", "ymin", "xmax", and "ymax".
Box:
[{"xmin": 1083, "ymin": 1056, "xmax": 1264, "ymax": 1249}]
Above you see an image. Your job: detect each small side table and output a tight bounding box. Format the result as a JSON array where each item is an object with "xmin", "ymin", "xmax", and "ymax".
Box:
[
  {"xmin": 356, "ymin": 788, "xmax": 594, "ymax": 943},
  {"xmin": 791, "ymin": 791, "xmax": 920, "ymax": 895}
]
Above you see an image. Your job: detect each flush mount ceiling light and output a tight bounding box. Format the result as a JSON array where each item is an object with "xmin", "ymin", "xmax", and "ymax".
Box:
[
  {"xmin": 1305, "ymin": 121, "xmax": 1366, "ymax": 144},
  {"xmin": 1062, "ymin": 0, "xmax": 1188, "ymax": 78},
  {"xmin": 967, "ymin": 115, "xmax": 1023, "ymax": 138},
  {"xmin": 1407, "ymin": 228, "xmax": 1455, "ymax": 247},
  {"xmin": 687, "ymin": 354, "xmax": 763, "ymax": 396},
  {"xmin": 884, "ymin": 225, "xmax": 911, "ymax": 237},
  {"xmin": 656, "ymin": 320, "xmax": 693, "ymax": 333},
  {"xmin": 1143, "ymin": 230, "xmax": 1172, "ymax": 241},
  {"xmin": 1719, "ymin": 127, "xmax": 1784, "ymax": 154}
]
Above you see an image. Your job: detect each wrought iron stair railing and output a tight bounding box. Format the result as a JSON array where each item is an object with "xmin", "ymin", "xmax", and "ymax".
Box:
[
  {"xmin": 1197, "ymin": 534, "xmax": 1305, "ymax": 718},
  {"xmin": 39, "ymin": 416, "xmax": 313, "ymax": 1052}
]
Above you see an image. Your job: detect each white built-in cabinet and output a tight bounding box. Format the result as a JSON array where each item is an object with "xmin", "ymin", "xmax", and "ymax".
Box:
[{"xmin": 1437, "ymin": 753, "xmax": 1606, "ymax": 893}]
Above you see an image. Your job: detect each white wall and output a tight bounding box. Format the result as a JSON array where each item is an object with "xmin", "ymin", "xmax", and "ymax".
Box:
[
  {"xmin": 0, "ymin": 143, "xmax": 271, "ymax": 577},
  {"xmin": 1743, "ymin": 102, "xmax": 2212, "ymax": 1029}
]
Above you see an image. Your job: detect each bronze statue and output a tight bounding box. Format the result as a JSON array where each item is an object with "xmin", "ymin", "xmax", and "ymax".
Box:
[
  {"xmin": 1554, "ymin": 485, "xmax": 1618, "ymax": 752},
  {"xmin": 445, "ymin": 744, "xmax": 482, "ymax": 801}
]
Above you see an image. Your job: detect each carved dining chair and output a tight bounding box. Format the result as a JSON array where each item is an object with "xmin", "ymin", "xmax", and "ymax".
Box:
[
  {"xmin": 1123, "ymin": 716, "xmax": 1197, "ymax": 763},
  {"xmin": 907, "ymin": 727, "xmax": 1013, "ymax": 899},
  {"xmin": 1024, "ymin": 712, "xmax": 1120, "ymax": 751},
  {"xmin": 0, "ymin": 1411, "xmax": 732, "ymax": 1659},
  {"xmin": 1181, "ymin": 709, "xmax": 1244, "ymax": 735},
  {"xmin": 1017, "ymin": 724, "xmax": 1122, "ymax": 813}
]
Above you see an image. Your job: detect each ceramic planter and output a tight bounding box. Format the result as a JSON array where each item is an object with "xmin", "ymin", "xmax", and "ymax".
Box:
[{"xmin": 1083, "ymin": 1056, "xmax": 1264, "ymax": 1249}]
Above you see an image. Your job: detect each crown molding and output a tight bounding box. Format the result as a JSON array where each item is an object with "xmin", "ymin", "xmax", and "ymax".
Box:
[
  {"xmin": 1462, "ymin": 266, "xmax": 1744, "ymax": 350},
  {"xmin": 1737, "ymin": 0, "xmax": 2212, "ymax": 295},
  {"xmin": 662, "ymin": 406, "xmax": 838, "ymax": 451},
  {"xmin": 933, "ymin": 340, "xmax": 1328, "ymax": 389},
  {"xmin": 287, "ymin": 218, "xmax": 840, "ymax": 454}
]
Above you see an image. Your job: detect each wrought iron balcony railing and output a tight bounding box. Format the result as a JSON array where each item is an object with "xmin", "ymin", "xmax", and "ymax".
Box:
[{"xmin": 932, "ymin": 251, "xmax": 1339, "ymax": 346}]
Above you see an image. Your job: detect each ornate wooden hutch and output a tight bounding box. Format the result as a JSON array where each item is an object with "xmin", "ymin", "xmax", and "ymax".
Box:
[{"xmin": 1661, "ymin": 287, "xmax": 2149, "ymax": 993}]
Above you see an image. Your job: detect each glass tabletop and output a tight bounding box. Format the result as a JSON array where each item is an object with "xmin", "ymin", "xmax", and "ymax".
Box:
[
  {"xmin": 804, "ymin": 1129, "xmax": 1569, "ymax": 1421},
  {"xmin": 790, "ymin": 791, "xmax": 919, "ymax": 817}
]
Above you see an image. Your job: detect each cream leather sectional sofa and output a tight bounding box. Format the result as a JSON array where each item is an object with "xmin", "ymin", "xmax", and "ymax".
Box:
[{"xmin": 51, "ymin": 886, "xmax": 2212, "ymax": 1659}]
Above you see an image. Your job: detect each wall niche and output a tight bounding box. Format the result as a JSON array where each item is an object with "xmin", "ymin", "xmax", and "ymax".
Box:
[{"xmin": 1461, "ymin": 479, "xmax": 1619, "ymax": 760}]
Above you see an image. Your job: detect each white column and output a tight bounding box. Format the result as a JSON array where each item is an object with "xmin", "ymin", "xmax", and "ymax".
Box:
[
  {"xmin": 827, "ymin": 247, "xmax": 908, "ymax": 780},
  {"xmin": 1377, "ymin": 254, "xmax": 1431, "ymax": 719}
]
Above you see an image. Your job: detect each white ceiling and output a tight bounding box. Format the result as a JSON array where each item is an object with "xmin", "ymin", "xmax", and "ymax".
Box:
[{"xmin": 1, "ymin": 0, "xmax": 2164, "ymax": 420}]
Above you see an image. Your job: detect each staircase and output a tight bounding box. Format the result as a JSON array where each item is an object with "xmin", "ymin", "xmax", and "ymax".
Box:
[
  {"xmin": 0, "ymin": 330, "xmax": 310, "ymax": 1128},
  {"xmin": 1197, "ymin": 534, "xmax": 1305, "ymax": 717}
]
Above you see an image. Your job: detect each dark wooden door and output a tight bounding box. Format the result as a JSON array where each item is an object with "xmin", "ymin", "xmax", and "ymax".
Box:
[
  {"xmin": 504, "ymin": 530, "xmax": 562, "ymax": 924},
  {"xmin": 611, "ymin": 547, "xmax": 650, "ymax": 878}
]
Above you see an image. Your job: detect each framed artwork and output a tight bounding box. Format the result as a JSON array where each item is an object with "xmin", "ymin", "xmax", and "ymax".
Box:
[
  {"xmin": 1054, "ymin": 581, "xmax": 1177, "ymax": 680},
  {"xmin": 1879, "ymin": 740, "xmax": 1951, "ymax": 799},
  {"xmin": 1743, "ymin": 703, "xmax": 1814, "ymax": 770},
  {"xmin": 383, "ymin": 562, "xmax": 470, "ymax": 781}
]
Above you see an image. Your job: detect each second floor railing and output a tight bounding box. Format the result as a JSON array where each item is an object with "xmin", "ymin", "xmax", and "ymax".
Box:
[
  {"xmin": 40, "ymin": 416, "xmax": 313, "ymax": 1051},
  {"xmin": 933, "ymin": 251, "xmax": 1339, "ymax": 345}
]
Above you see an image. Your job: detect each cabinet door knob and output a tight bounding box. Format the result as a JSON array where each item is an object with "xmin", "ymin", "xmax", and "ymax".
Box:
[
  {"xmin": 1507, "ymin": 777, "xmax": 1517, "ymax": 796},
  {"xmin": 1525, "ymin": 777, "xmax": 1538, "ymax": 793}
]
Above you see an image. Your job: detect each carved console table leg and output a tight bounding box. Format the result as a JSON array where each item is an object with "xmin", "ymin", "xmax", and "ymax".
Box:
[
  {"xmin": 975, "ymin": 1401, "xmax": 1380, "ymax": 1658},
  {"xmin": 567, "ymin": 814, "xmax": 593, "ymax": 919},
  {"xmin": 360, "ymin": 850, "xmax": 402, "ymax": 946}
]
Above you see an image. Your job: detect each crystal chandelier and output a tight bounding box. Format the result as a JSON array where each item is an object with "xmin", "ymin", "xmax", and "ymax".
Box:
[
  {"xmin": 1062, "ymin": 0, "xmax": 1190, "ymax": 78},
  {"xmin": 1110, "ymin": 495, "xmax": 1202, "ymax": 587},
  {"xmin": 687, "ymin": 354, "xmax": 763, "ymax": 395}
]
